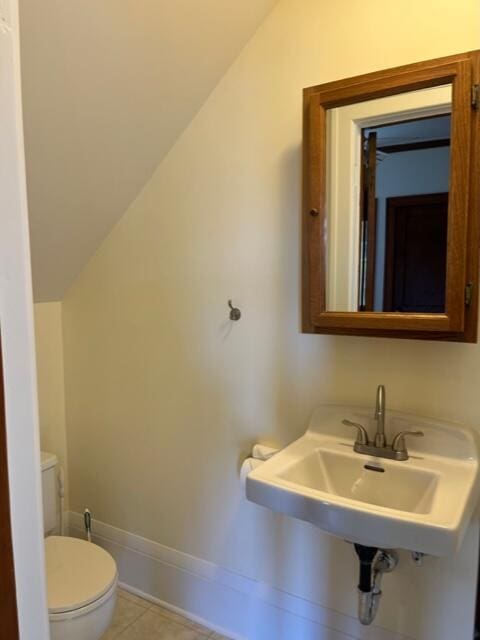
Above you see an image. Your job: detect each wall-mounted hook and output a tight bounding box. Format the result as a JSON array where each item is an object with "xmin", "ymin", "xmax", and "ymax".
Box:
[{"xmin": 228, "ymin": 300, "xmax": 241, "ymax": 321}]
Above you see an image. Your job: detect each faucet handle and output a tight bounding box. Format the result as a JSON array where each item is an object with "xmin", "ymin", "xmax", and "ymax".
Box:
[
  {"xmin": 342, "ymin": 419, "xmax": 369, "ymax": 445},
  {"xmin": 392, "ymin": 430, "xmax": 424, "ymax": 453}
]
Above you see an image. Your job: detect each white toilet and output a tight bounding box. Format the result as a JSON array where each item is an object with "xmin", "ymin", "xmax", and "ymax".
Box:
[{"xmin": 41, "ymin": 452, "xmax": 118, "ymax": 640}]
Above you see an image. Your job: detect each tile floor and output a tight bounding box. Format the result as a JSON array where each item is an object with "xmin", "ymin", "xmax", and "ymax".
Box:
[{"xmin": 101, "ymin": 588, "xmax": 231, "ymax": 640}]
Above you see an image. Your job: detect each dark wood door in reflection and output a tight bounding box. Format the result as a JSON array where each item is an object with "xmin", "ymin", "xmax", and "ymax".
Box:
[{"xmin": 383, "ymin": 193, "xmax": 448, "ymax": 312}]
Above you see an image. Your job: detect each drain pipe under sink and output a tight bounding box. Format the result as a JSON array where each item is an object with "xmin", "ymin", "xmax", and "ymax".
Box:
[{"xmin": 354, "ymin": 544, "xmax": 398, "ymax": 625}]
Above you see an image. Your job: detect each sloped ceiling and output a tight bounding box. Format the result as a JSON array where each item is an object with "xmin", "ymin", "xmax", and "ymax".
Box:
[{"xmin": 20, "ymin": 0, "xmax": 277, "ymax": 301}]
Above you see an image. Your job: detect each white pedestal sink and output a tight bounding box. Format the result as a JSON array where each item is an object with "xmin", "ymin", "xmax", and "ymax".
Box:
[{"xmin": 246, "ymin": 406, "xmax": 480, "ymax": 556}]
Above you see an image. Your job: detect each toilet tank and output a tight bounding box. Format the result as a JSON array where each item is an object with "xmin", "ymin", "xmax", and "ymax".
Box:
[{"xmin": 41, "ymin": 451, "xmax": 58, "ymax": 535}]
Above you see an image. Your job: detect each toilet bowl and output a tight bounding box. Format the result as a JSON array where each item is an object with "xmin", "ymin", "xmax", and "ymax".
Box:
[
  {"xmin": 41, "ymin": 453, "xmax": 118, "ymax": 640},
  {"xmin": 46, "ymin": 536, "xmax": 117, "ymax": 640}
]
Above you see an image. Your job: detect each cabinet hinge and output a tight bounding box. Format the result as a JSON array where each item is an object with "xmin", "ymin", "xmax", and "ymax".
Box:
[
  {"xmin": 465, "ymin": 282, "xmax": 473, "ymax": 306},
  {"xmin": 472, "ymin": 85, "xmax": 480, "ymax": 110}
]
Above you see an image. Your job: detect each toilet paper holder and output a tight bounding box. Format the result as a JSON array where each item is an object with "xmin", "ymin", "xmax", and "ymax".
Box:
[
  {"xmin": 240, "ymin": 444, "xmax": 280, "ymax": 485},
  {"xmin": 251, "ymin": 444, "xmax": 279, "ymax": 461}
]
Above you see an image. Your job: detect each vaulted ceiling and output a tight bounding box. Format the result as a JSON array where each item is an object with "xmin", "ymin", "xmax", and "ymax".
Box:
[{"xmin": 19, "ymin": 0, "xmax": 277, "ymax": 301}]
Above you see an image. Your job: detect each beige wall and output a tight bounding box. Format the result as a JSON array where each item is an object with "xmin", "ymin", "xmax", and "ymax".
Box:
[
  {"xmin": 61, "ymin": 1, "xmax": 480, "ymax": 638},
  {"xmin": 34, "ymin": 302, "xmax": 68, "ymax": 506}
]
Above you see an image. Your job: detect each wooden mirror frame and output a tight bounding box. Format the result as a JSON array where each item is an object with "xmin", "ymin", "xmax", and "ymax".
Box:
[{"xmin": 302, "ymin": 50, "xmax": 480, "ymax": 342}]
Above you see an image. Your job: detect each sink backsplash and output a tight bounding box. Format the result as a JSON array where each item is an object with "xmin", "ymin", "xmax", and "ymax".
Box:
[{"xmin": 307, "ymin": 405, "xmax": 479, "ymax": 460}]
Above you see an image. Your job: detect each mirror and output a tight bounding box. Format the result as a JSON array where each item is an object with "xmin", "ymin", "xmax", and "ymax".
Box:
[
  {"xmin": 302, "ymin": 51, "xmax": 480, "ymax": 342},
  {"xmin": 326, "ymin": 86, "xmax": 452, "ymax": 312}
]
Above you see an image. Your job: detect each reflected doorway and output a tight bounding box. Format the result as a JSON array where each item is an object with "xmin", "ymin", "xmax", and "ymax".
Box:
[{"xmin": 359, "ymin": 114, "xmax": 451, "ymax": 311}]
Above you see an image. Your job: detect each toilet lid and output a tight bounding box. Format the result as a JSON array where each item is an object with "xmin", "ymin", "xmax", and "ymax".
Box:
[{"xmin": 45, "ymin": 536, "xmax": 117, "ymax": 614}]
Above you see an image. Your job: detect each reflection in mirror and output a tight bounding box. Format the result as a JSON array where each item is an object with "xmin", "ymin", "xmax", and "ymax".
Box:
[
  {"xmin": 361, "ymin": 115, "xmax": 450, "ymax": 312},
  {"xmin": 326, "ymin": 85, "xmax": 452, "ymax": 313}
]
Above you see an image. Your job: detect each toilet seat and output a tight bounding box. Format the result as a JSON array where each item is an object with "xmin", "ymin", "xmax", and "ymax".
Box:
[
  {"xmin": 48, "ymin": 580, "xmax": 117, "ymax": 622},
  {"xmin": 45, "ymin": 536, "xmax": 117, "ymax": 615}
]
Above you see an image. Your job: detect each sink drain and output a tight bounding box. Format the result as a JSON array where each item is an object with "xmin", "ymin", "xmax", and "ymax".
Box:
[{"xmin": 364, "ymin": 464, "xmax": 385, "ymax": 473}]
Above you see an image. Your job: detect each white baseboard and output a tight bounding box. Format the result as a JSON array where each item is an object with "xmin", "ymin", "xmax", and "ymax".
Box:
[{"xmin": 68, "ymin": 511, "xmax": 411, "ymax": 640}]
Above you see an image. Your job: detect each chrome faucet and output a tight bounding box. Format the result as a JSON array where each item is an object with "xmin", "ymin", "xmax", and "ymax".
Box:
[
  {"xmin": 342, "ymin": 385, "xmax": 424, "ymax": 462},
  {"xmin": 374, "ymin": 385, "xmax": 386, "ymax": 448}
]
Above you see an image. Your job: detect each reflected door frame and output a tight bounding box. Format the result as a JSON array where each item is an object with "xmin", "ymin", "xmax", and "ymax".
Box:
[
  {"xmin": 359, "ymin": 130, "xmax": 377, "ymax": 311},
  {"xmin": 325, "ymin": 85, "xmax": 451, "ymax": 312}
]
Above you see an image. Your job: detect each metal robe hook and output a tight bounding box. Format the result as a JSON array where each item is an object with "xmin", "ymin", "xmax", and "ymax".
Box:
[{"xmin": 228, "ymin": 300, "xmax": 241, "ymax": 321}]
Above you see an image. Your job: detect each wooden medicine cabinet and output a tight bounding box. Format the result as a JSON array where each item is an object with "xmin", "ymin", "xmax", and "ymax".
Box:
[{"xmin": 302, "ymin": 50, "xmax": 480, "ymax": 342}]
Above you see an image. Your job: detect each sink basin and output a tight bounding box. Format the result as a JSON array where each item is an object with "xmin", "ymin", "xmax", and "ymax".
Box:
[
  {"xmin": 279, "ymin": 447, "xmax": 438, "ymax": 514},
  {"xmin": 246, "ymin": 406, "xmax": 480, "ymax": 556}
]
